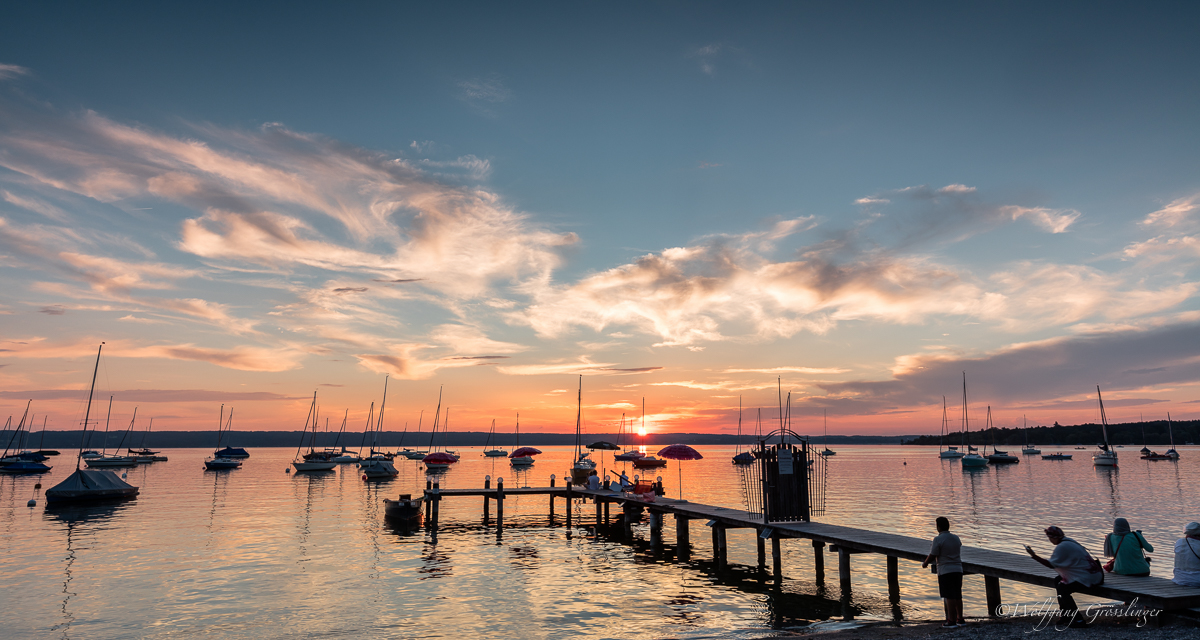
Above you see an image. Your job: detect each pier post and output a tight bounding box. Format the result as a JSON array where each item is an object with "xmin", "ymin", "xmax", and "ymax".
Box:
[
  {"xmin": 483, "ymin": 476, "xmax": 491, "ymax": 522},
  {"xmin": 430, "ymin": 481, "xmax": 441, "ymax": 531},
  {"xmin": 622, "ymin": 504, "xmax": 633, "ymax": 540},
  {"xmin": 886, "ymin": 555, "xmax": 899, "ymax": 603},
  {"xmin": 985, "ymin": 575, "xmax": 1001, "ymax": 617},
  {"xmin": 603, "ymin": 501, "xmax": 609, "ymax": 525},
  {"xmin": 425, "ymin": 478, "xmax": 433, "ymax": 521},
  {"xmin": 756, "ymin": 534, "xmax": 766, "ymax": 570},
  {"xmin": 838, "ymin": 547, "xmax": 854, "ymax": 621},
  {"xmin": 813, "ymin": 541, "xmax": 825, "ymax": 584},
  {"xmin": 549, "ymin": 475, "xmax": 556, "ymax": 520},
  {"xmin": 712, "ymin": 525, "xmax": 727, "ymax": 570},
  {"xmin": 566, "ymin": 481, "xmax": 573, "ymax": 530},
  {"xmin": 650, "ymin": 511, "xmax": 663, "ymax": 549},
  {"xmin": 838, "ymin": 547, "xmax": 852, "ymax": 597},
  {"xmin": 772, "ymin": 535, "xmax": 782, "ymax": 582},
  {"xmin": 676, "ymin": 515, "xmax": 690, "ymax": 560},
  {"xmin": 496, "ymin": 478, "xmax": 505, "ymax": 537},
  {"xmin": 595, "ymin": 498, "xmax": 602, "ymax": 529}
]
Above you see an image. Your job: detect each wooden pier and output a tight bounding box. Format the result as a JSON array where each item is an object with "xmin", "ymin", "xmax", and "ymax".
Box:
[{"xmin": 421, "ymin": 479, "xmax": 1200, "ymax": 620}]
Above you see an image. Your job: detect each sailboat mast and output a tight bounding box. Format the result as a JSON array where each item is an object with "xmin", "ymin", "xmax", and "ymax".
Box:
[
  {"xmin": 1097, "ymin": 386, "xmax": 1111, "ymax": 449},
  {"xmin": 575, "ymin": 375, "xmax": 582, "ymax": 461},
  {"xmin": 376, "ymin": 375, "xmax": 389, "ymax": 451},
  {"xmin": 76, "ymin": 343, "xmax": 104, "ymax": 469},
  {"xmin": 962, "ymin": 372, "xmax": 970, "ymax": 449},
  {"xmin": 427, "ymin": 386, "xmax": 442, "ymax": 452}
]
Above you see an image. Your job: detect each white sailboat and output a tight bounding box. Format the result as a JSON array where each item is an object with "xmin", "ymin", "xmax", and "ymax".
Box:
[
  {"xmin": 483, "ymin": 419, "xmax": 508, "ymax": 457},
  {"xmin": 960, "ymin": 373, "xmax": 987, "ymax": 468},
  {"xmin": 820, "ymin": 410, "xmax": 836, "ymax": 456},
  {"xmin": 509, "ymin": 413, "xmax": 535, "ymax": 466},
  {"xmin": 1092, "ymin": 386, "xmax": 1118, "ymax": 467},
  {"xmin": 985, "ymin": 407, "xmax": 1018, "ymax": 464},
  {"xmin": 293, "ymin": 392, "xmax": 336, "ymax": 472},
  {"xmin": 205, "ymin": 405, "xmax": 243, "ymax": 470},
  {"xmin": 1020, "ymin": 415, "xmax": 1040, "ymax": 455},
  {"xmin": 569, "ymin": 376, "xmax": 597, "ymax": 483},
  {"xmin": 1166, "ymin": 412, "xmax": 1180, "ymax": 459},
  {"xmin": 939, "ymin": 396, "xmax": 964, "ymax": 458},
  {"xmin": 83, "ymin": 397, "xmax": 138, "ymax": 468}
]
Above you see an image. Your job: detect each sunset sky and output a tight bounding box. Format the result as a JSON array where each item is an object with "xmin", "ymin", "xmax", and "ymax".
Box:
[{"xmin": 1, "ymin": 2, "xmax": 1199, "ymax": 437}]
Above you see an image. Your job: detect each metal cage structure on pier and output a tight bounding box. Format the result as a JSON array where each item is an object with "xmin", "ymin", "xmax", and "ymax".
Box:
[{"xmin": 741, "ymin": 429, "xmax": 826, "ymax": 523}]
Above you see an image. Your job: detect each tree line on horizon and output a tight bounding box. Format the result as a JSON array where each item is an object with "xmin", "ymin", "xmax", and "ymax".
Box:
[{"xmin": 903, "ymin": 419, "xmax": 1200, "ymax": 447}]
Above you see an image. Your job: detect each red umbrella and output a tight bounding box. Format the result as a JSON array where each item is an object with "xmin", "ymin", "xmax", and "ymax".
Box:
[
  {"xmin": 423, "ymin": 452, "xmax": 457, "ymax": 465},
  {"xmin": 509, "ymin": 447, "xmax": 542, "ymax": 458},
  {"xmin": 658, "ymin": 444, "xmax": 703, "ymax": 500}
]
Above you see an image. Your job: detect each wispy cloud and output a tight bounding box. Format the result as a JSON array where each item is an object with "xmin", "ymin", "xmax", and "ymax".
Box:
[
  {"xmin": 0, "ymin": 64, "xmax": 29, "ymax": 81},
  {"xmin": 457, "ymin": 75, "xmax": 511, "ymax": 117}
]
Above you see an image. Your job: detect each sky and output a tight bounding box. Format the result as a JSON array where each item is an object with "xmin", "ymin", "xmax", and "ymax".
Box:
[{"xmin": 1, "ymin": 1, "xmax": 1199, "ymax": 437}]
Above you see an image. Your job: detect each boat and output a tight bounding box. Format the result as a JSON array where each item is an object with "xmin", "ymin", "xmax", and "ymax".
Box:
[
  {"xmin": 732, "ymin": 397, "xmax": 755, "ymax": 465},
  {"xmin": 959, "ymin": 373, "xmax": 988, "ymax": 468},
  {"xmin": 83, "ymin": 398, "xmax": 138, "ymax": 468},
  {"xmin": 820, "ymin": 410, "xmax": 835, "ymax": 456},
  {"xmin": 938, "ymin": 396, "xmax": 964, "ymax": 459},
  {"xmin": 482, "ymin": 419, "xmax": 508, "ymax": 457},
  {"xmin": 509, "ymin": 414, "xmax": 536, "ymax": 466},
  {"xmin": 1092, "ymin": 386, "xmax": 1118, "ymax": 467},
  {"xmin": 632, "ymin": 454, "xmax": 667, "ymax": 469},
  {"xmin": 292, "ymin": 393, "xmax": 336, "ymax": 472},
  {"xmin": 985, "ymin": 407, "xmax": 1019, "ymax": 464},
  {"xmin": 205, "ymin": 405, "xmax": 244, "ymax": 470},
  {"xmin": 0, "ymin": 459, "xmax": 53, "ymax": 474},
  {"xmin": 383, "ymin": 493, "xmax": 423, "ymax": 520},
  {"xmin": 420, "ymin": 387, "xmax": 458, "ymax": 470},
  {"xmin": 1140, "ymin": 451, "xmax": 1172, "ymax": 460},
  {"xmin": 1041, "ymin": 452, "xmax": 1073, "ymax": 460},
  {"xmin": 614, "ymin": 411, "xmax": 644, "ymax": 461},
  {"xmin": 46, "ymin": 343, "xmax": 139, "ymax": 504},
  {"xmin": 1166, "ymin": 413, "xmax": 1180, "ymax": 459},
  {"xmin": 1020, "ymin": 416, "xmax": 1040, "ymax": 455},
  {"xmin": 569, "ymin": 376, "xmax": 597, "ymax": 484},
  {"xmin": 358, "ymin": 457, "xmax": 399, "ymax": 479}
]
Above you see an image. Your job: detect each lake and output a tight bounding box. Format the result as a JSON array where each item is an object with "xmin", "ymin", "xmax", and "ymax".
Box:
[{"xmin": 1, "ymin": 444, "xmax": 1197, "ymax": 638}]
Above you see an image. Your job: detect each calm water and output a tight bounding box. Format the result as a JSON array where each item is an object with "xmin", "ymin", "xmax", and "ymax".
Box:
[{"xmin": 2, "ymin": 445, "xmax": 1198, "ymax": 639}]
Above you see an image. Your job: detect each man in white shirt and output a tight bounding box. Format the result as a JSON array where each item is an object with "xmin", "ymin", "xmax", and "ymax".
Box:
[
  {"xmin": 922, "ymin": 517, "xmax": 965, "ymax": 628},
  {"xmin": 1173, "ymin": 521, "xmax": 1200, "ymax": 587}
]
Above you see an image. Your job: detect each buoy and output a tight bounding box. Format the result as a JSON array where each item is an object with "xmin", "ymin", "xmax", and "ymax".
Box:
[
  {"xmin": 121, "ymin": 473, "xmax": 127, "ymax": 478},
  {"xmin": 362, "ymin": 475, "xmax": 368, "ymax": 481},
  {"xmin": 34, "ymin": 482, "xmax": 41, "ymax": 489},
  {"xmin": 28, "ymin": 499, "xmax": 36, "ymax": 507},
  {"xmin": 286, "ymin": 468, "xmax": 291, "ymax": 473}
]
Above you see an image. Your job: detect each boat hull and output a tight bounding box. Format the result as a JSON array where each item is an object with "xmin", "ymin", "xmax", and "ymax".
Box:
[
  {"xmin": 0, "ymin": 461, "xmax": 52, "ymax": 474},
  {"xmin": 483, "ymin": 450, "xmax": 508, "ymax": 457},
  {"xmin": 359, "ymin": 460, "xmax": 399, "ymax": 478},
  {"xmin": 384, "ymin": 495, "xmax": 423, "ymax": 520},
  {"xmin": 1041, "ymin": 454, "xmax": 1073, "ymax": 460},
  {"xmin": 45, "ymin": 487, "xmax": 139, "ymax": 503},
  {"xmin": 84, "ymin": 456, "xmax": 138, "ymax": 468},
  {"xmin": 938, "ymin": 450, "xmax": 964, "ymax": 459},
  {"xmin": 292, "ymin": 461, "xmax": 336, "ymax": 472},
  {"xmin": 1093, "ymin": 452, "xmax": 1118, "ymax": 466},
  {"xmin": 509, "ymin": 456, "xmax": 534, "ymax": 466},
  {"xmin": 631, "ymin": 458, "xmax": 666, "ymax": 469},
  {"xmin": 205, "ymin": 458, "xmax": 243, "ymax": 470},
  {"xmin": 961, "ymin": 454, "xmax": 988, "ymax": 467}
]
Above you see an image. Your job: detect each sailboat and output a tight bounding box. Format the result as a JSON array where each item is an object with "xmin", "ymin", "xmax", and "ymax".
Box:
[
  {"xmin": 820, "ymin": 410, "xmax": 836, "ymax": 456},
  {"xmin": 509, "ymin": 413, "xmax": 536, "ymax": 466},
  {"xmin": 129, "ymin": 417, "xmax": 167, "ymax": 461},
  {"xmin": 205, "ymin": 406, "xmax": 243, "ymax": 470},
  {"xmin": 1166, "ymin": 413, "xmax": 1179, "ymax": 459},
  {"xmin": 46, "ymin": 343, "xmax": 139, "ymax": 503},
  {"xmin": 1020, "ymin": 416, "xmax": 1040, "ymax": 455},
  {"xmin": 938, "ymin": 396, "xmax": 964, "ymax": 458},
  {"xmin": 985, "ymin": 407, "xmax": 1018, "ymax": 463},
  {"xmin": 483, "ymin": 419, "xmax": 508, "ymax": 457},
  {"xmin": 421, "ymin": 389, "xmax": 458, "ymax": 470},
  {"xmin": 359, "ymin": 398, "xmax": 399, "ymax": 479},
  {"xmin": 0, "ymin": 403, "xmax": 52, "ymax": 474},
  {"xmin": 84, "ymin": 399, "xmax": 138, "ymax": 468},
  {"xmin": 293, "ymin": 392, "xmax": 336, "ymax": 472},
  {"xmin": 732, "ymin": 397, "xmax": 754, "ymax": 465},
  {"xmin": 570, "ymin": 376, "xmax": 599, "ymax": 483},
  {"xmin": 614, "ymin": 412, "xmax": 644, "ymax": 461},
  {"xmin": 330, "ymin": 410, "xmax": 362, "ymax": 463},
  {"xmin": 1092, "ymin": 386, "xmax": 1118, "ymax": 467},
  {"xmin": 960, "ymin": 373, "xmax": 988, "ymax": 468},
  {"xmin": 631, "ymin": 396, "xmax": 666, "ymax": 470}
]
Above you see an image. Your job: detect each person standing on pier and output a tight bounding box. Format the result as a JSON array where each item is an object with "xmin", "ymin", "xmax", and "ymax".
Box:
[
  {"xmin": 1025, "ymin": 525, "xmax": 1103, "ymax": 627},
  {"xmin": 922, "ymin": 516, "xmax": 966, "ymax": 628}
]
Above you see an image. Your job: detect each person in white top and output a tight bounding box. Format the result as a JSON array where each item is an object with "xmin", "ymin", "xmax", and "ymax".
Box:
[
  {"xmin": 586, "ymin": 470, "xmax": 601, "ymax": 491},
  {"xmin": 1173, "ymin": 522, "xmax": 1200, "ymax": 587},
  {"xmin": 1026, "ymin": 526, "xmax": 1103, "ymax": 626}
]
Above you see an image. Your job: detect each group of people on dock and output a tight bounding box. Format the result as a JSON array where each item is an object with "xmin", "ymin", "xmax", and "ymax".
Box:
[{"xmin": 922, "ymin": 517, "xmax": 1200, "ymax": 629}]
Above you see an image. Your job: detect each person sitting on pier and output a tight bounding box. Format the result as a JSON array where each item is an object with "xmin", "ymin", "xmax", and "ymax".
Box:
[
  {"xmin": 1173, "ymin": 522, "xmax": 1200, "ymax": 587},
  {"xmin": 1025, "ymin": 526, "xmax": 1103, "ymax": 625},
  {"xmin": 586, "ymin": 470, "xmax": 601, "ymax": 491},
  {"xmin": 922, "ymin": 516, "xmax": 965, "ymax": 628},
  {"xmin": 1103, "ymin": 517, "xmax": 1152, "ymax": 576},
  {"xmin": 618, "ymin": 471, "xmax": 632, "ymax": 492}
]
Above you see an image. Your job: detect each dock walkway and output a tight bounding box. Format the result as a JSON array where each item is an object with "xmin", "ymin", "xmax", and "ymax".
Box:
[{"xmin": 424, "ymin": 483, "xmax": 1200, "ymax": 617}]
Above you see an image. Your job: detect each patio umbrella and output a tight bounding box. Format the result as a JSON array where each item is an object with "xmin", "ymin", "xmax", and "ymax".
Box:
[
  {"xmin": 509, "ymin": 446, "xmax": 542, "ymax": 458},
  {"xmin": 657, "ymin": 444, "xmax": 703, "ymax": 499},
  {"xmin": 587, "ymin": 441, "xmax": 620, "ymax": 477}
]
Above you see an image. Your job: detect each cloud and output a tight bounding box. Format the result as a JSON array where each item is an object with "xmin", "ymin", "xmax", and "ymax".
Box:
[
  {"xmin": 38, "ymin": 305, "xmax": 65, "ymax": 315},
  {"xmin": 495, "ymin": 358, "xmax": 659, "ymax": 376},
  {"xmin": 0, "ymin": 337, "xmax": 304, "ymax": 372},
  {"xmin": 724, "ymin": 366, "xmax": 850, "ymax": 375},
  {"xmin": 1142, "ymin": 194, "xmax": 1199, "ymax": 228},
  {"xmin": 1001, "ymin": 205, "xmax": 1081, "ymax": 233},
  {"xmin": 457, "ymin": 75, "xmax": 511, "ymax": 116},
  {"xmin": 817, "ymin": 319, "xmax": 1200, "ymax": 415},
  {"xmin": 0, "ymin": 64, "xmax": 29, "ymax": 81},
  {"xmin": 332, "ymin": 286, "xmax": 368, "ymax": 293},
  {"xmin": 0, "ymin": 388, "xmax": 299, "ymax": 402}
]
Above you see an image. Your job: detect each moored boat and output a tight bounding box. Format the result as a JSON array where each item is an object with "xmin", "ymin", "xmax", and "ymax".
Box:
[
  {"xmin": 383, "ymin": 493, "xmax": 423, "ymax": 520},
  {"xmin": 959, "ymin": 373, "xmax": 988, "ymax": 468},
  {"xmin": 205, "ymin": 406, "xmax": 244, "ymax": 470},
  {"xmin": 1092, "ymin": 387, "xmax": 1118, "ymax": 467}
]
